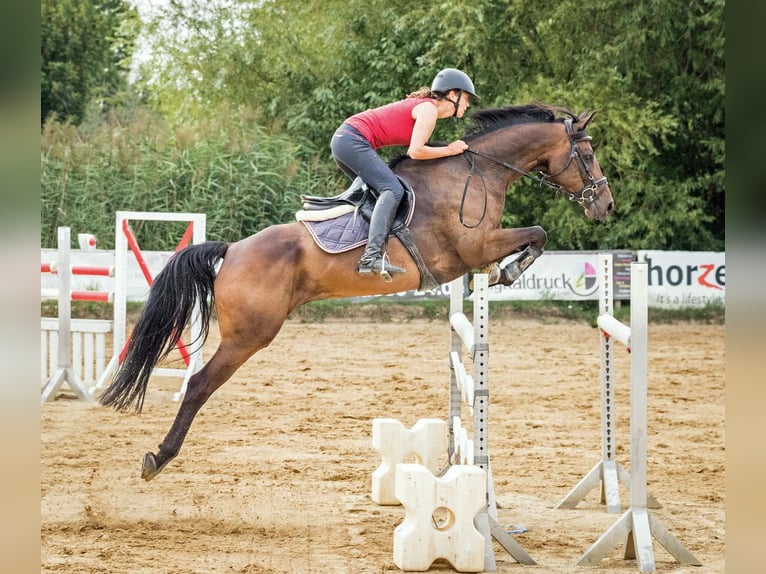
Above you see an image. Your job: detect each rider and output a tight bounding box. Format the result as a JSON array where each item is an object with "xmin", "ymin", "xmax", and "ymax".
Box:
[{"xmin": 331, "ymin": 68, "xmax": 479, "ymax": 281}]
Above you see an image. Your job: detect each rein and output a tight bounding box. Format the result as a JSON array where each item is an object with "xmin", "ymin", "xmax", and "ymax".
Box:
[
  {"xmin": 458, "ymin": 151, "xmax": 488, "ymax": 228},
  {"xmin": 461, "ymin": 119, "xmax": 608, "ymax": 222}
]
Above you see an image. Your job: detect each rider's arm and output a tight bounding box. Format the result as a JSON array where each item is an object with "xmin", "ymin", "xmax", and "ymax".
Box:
[{"xmin": 407, "ymin": 102, "xmax": 467, "ymax": 160}]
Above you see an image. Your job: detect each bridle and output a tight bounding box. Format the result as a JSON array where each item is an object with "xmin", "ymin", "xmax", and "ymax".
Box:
[{"xmin": 464, "ymin": 118, "xmax": 609, "ymax": 208}]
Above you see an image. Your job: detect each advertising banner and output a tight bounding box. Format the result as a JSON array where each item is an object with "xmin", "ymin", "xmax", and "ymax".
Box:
[
  {"xmin": 637, "ymin": 250, "xmax": 725, "ymax": 308},
  {"xmin": 484, "ymin": 250, "xmax": 634, "ymax": 301}
]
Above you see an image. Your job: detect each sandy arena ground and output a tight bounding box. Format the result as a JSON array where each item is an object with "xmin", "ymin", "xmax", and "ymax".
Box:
[{"xmin": 41, "ymin": 316, "xmax": 724, "ymax": 573}]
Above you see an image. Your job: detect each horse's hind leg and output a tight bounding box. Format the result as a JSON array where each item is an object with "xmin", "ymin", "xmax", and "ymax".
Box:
[{"xmin": 141, "ymin": 342, "xmax": 257, "ymax": 480}]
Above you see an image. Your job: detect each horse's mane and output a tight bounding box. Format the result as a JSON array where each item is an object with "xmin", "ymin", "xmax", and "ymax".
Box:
[
  {"xmin": 389, "ymin": 102, "xmax": 576, "ymax": 168},
  {"xmin": 463, "ymin": 103, "xmax": 576, "ymax": 141}
]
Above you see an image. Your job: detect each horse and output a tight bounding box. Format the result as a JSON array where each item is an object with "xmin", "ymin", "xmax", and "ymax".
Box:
[{"xmin": 100, "ymin": 103, "xmax": 613, "ymax": 480}]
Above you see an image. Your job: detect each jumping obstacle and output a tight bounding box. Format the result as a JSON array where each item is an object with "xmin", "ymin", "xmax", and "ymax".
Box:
[
  {"xmin": 40, "ymin": 229, "xmax": 114, "ymax": 394},
  {"xmin": 40, "ymin": 212, "xmax": 207, "ymax": 403},
  {"xmin": 557, "ymin": 253, "xmax": 660, "ymax": 513},
  {"xmin": 371, "ymin": 418, "xmax": 447, "ymax": 506},
  {"xmin": 371, "ymin": 273, "xmax": 535, "ymax": 572},
  {"xmin": 41, "ymin": 318, "xmax": 111, "ymax": 385},
  {"xmin": 91, "ymin": 211, "xmax": 207, "ymax": 402},
  {"xmin": 40, "ymin": 227, "xmax": 101, "ymax": 402},
  {"xmin": 447, "ymin": 273, "xmax": 535, "ymax": 570},
  {"xmin": 573, "ymin": 259, "xmax": 700, "ymax": 572}
]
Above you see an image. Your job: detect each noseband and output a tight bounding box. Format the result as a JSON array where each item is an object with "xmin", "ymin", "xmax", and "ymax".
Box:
[{"xmin": 465, "ymin": 118, "xmax": 609, "ymax": 207}]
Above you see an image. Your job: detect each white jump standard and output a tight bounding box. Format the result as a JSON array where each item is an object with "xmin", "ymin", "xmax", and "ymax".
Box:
[
  {"xmin": 41, "ymin": 227, "xmax": 95, "ymax": 403},
  {"xmin": 557, "ymin": 253, "xmax": 660, "ymax": 514},
  {"xmin": 575, "ymin": 260, "xmax": 700, "ymax": 572}
]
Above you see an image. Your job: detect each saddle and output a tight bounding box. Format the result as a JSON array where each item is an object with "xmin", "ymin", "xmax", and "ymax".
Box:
[
  {"xmin": 299, "ymin": 176, "xmax": 412, "ymax": 230},
  {"xmin": 297, "ymin": 177, "xmax": 439, "ymax": 290}
]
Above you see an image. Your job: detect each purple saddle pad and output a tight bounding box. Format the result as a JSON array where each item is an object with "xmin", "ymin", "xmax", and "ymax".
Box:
[{"xmin": 300, "ymin": 212, "xmax": 369, "ymax": 254}]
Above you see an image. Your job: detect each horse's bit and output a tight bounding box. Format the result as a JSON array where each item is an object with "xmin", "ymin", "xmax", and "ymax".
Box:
[{"xmin": 464, "ymin": 118, "xmax": 609, "ymax": 208}]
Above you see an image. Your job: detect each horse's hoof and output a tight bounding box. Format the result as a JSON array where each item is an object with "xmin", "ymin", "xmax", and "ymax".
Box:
[
  {"xmin": 471, "ymin": 264, "xmax": 502, "ymax": 289},
  {"xmin": 141, "ymin": 452, "xmax": 160, "ymax": 481},
  {"xmin": 486, "ymin": 264, "xmax": 502, "ymax": 286}
]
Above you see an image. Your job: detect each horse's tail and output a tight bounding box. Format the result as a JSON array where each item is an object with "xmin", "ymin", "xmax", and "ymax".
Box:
[{"xmin": 99, "ymin": 241, "xmax": 229, "ymax": 413}]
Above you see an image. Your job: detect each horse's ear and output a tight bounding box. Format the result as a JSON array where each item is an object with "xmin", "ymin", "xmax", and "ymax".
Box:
[{"xmin": 578, "ymin": 110, "xmax": 597, "ymax": 129}]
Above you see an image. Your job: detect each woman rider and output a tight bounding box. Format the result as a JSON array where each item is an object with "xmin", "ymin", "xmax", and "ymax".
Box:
[{"xmin": 330, "ymin": 68, "xmax": 479, "ymax": 281}]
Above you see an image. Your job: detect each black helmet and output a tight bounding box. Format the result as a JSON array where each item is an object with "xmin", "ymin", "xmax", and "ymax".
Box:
[{"xmin": 431, "ymin": 68, "xmax": 479, "ymax": 99}]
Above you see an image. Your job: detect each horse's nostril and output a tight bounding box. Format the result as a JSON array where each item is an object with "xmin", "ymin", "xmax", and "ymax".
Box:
[{"xmin": 607, "ymin": 201, "xmax": 614, "ymax": 214}]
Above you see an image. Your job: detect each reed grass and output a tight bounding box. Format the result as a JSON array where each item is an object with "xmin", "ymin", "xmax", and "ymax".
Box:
[{"xmin": 41, "ymin": 106, "xmax": 342, "ymax": 250}]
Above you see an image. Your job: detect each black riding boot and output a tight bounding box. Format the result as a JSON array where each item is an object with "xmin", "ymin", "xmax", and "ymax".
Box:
[{"xmin": 357, "ymin": 190, "xmax": 406, "ymax": 282}]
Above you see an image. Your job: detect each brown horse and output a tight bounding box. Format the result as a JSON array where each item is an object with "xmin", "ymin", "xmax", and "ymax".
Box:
[{"xmin": 100, "ymin": 103, "xmax": 613, "ymax": 480}]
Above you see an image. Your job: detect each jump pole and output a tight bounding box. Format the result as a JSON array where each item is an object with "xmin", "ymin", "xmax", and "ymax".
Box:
[
  {"xmin": 40, "ymin": 227, "xmax": 94, "ymax": 403},
  {"xmin": 576, "ymin": 261, "xmax": 700, "ymax": 571},
  {"xmin": 448, "ymin": 273, "xmax": 536, "ymax": 569},
  {"xmin": 92, "ymin": 211, "xmax": 206, "ymax": 402},
  {"xmin": 557, "ymin": 253, "xmax": 659, "ymax": 513}
]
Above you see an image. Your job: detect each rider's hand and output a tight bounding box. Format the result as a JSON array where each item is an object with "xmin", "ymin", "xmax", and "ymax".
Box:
[{"xmin": 448, "ymin": 140, "xmax": 469, "ymax": 155}]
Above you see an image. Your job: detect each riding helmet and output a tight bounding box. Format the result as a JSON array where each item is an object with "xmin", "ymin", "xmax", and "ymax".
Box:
[{"xmin": 431, "ymin": 68, "xmax": 479, "ymax": 99}]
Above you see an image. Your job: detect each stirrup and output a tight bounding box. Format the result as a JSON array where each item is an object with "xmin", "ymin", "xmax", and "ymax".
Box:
[{"xmin": 357, "ymin": 254, "xmax": 406, "ymax": 282}]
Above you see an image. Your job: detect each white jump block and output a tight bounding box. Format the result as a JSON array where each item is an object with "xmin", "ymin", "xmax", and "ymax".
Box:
[
  {"xmin": 372, "ymin": 418, "xmax": 447, "ymax": 505},
  {"xmin": 393, "ymin": 463, "xmax": 486, "ymax": 572}
]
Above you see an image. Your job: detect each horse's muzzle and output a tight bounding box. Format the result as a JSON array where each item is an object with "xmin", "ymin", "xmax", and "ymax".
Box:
[{"xmin": 584, "ymin": 181, "xmax": 614, "ymax": 220}]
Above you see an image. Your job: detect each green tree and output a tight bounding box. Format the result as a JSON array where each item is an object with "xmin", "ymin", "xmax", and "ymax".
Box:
[
  {"xmin": 42, "ymin": 0, "xmax": 724, "ymax": 252},
  {"xmin": 41, "ymin": 0, "xmax": 137, "ymax": 125},
  {"xmin": 452, "ymin": 0, "xmax": 725, "ymax": 251}
]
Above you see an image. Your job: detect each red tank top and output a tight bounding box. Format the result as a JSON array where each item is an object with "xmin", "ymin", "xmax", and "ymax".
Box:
[{"xmin": 346, "ymin": 98, "xmax": 435, "ymax": 150}]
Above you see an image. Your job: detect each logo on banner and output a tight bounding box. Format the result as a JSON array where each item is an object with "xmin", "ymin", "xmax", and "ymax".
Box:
[{"xmin": 568, "ymin": 261, "xmax": 599, "ymax": 297}]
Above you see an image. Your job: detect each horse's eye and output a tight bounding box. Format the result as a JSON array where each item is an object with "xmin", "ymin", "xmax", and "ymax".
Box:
[{"xmin": 583, "ymin": 154, "xmax": 594, "ymax": 162}]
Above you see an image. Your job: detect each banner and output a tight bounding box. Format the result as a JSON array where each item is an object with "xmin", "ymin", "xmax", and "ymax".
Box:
[
  {"xmin": 385, "ymin": 250, "xmax": 724, "ymax": 308},
  {"xmin": 637, "ymin": 250, "xmax": 725, "ymax": 309},
  {"xmin": 484, "ymin": 250, "xmax": 634, "ymax": 301}
]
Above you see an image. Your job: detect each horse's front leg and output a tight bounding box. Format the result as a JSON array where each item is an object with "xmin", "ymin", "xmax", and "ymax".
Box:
[
  {"xmin": 474, "ymin": 225, "xmax": 547, "ymax": 287},
  {"xmin": 498, "ymin": 243, "xmax": 544, "ymax": 286}
]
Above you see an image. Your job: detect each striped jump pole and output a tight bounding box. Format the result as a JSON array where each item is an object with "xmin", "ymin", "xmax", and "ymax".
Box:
[
  {"xmin": 41, "ymin": 262, "xmax": 115, "ymax": 276},
  {"xmin": 576, "ymin": 261, "xmax": 700, "ymax": 572},
  {"xmin": 41, "ymin": 289, "xmax": 114, "ymax": 303}
]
